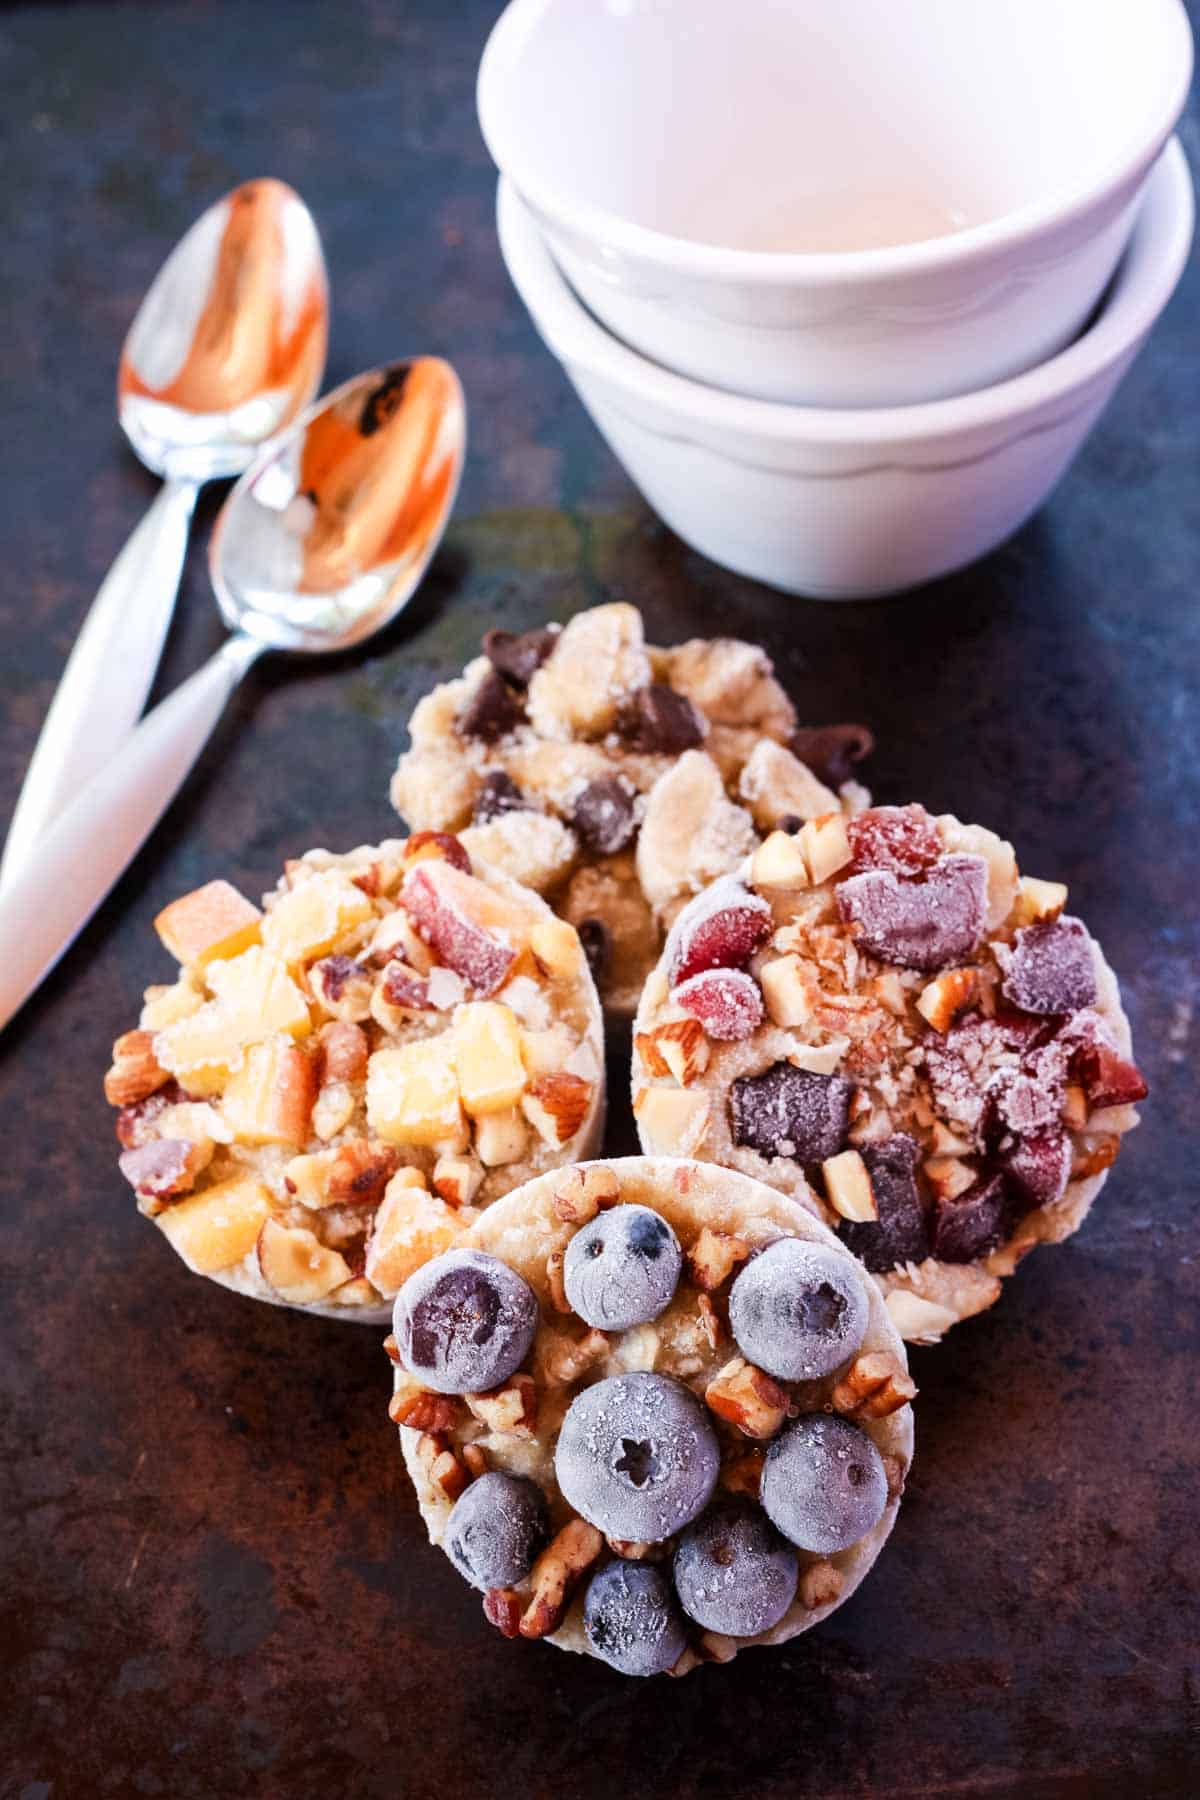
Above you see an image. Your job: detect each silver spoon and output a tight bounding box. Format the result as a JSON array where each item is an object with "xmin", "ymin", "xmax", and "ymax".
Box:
[
  {"xmin": 0, "ymin": 359, "xmax": 466, "ymax": 1031},
  {"xmin": 0, "ymin": 178, "xmax": 328, "ymax": 886}
]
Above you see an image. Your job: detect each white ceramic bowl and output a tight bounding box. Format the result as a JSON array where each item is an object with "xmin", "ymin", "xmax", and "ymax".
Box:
[
  {"xmin": 480, "ymin": 0, "xmax": 1193, "ymax": 407},
  {"xmin": 496, "ymin": 142, "xmax": 1193, "ymax": 600}
]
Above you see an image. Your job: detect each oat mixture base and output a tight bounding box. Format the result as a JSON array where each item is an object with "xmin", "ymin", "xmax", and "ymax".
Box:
[{"xmin": 396, "ymin": 1157, "xmax": 913, "ymax": 1667}]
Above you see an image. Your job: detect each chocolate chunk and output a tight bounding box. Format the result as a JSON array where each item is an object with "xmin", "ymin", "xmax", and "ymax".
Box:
[
  {"xmin": 576, "ymin": 917, "xmax": 612, "ymax": 987},
  {"xmin": 929, "ymin": 1174, "xmax": 1012, "ymax": 1263},
  {"xmin": 729, "ymin": 1062, "xmax": 852, "ymax": 1164},
  {"xmin": 996, "ymin": 917, "xmax": 1098, "ymax": 1016},
  {"xmin": 618, "ymin": 684, "xmax": 706, "ymax": 754},
  {"xmin": 572, "ymin": 777, "xmax": 637, "ymax": 855},
  {"xmin": 473, "ymin": 770, "xmax": 529, "ymax": 824},
  {"xmin": 457, "ymin": 669, "xmax": 524, "ymax": 743},
  {"xmin": 482, "ymin": 626, "xmax": 560, "ymax": 687},
  {"xmin": 836, "ymin": 854, "xmax": 988, "ymax": 972},
  {"xmin": 789, "ymin": 723, "xmax": 875, "ymax": 789},
  {"xmin": 835, "ymin": 1134, "xmax": 930, "ymax": 1272}
]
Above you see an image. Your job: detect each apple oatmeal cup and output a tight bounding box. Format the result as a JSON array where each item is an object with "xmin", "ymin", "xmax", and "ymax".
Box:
[
  {"xmin": 103, "ymin": 834, "xmax": 605, "ymax": 1323},
  {"xmin": 630, "ymin": 805, "xmax": 1148, "ymax": 1344},
  {"xmin": 389, "ymin": 601, "xmax": 873, "ymax": 1013},
  {"xmin": 386, "ymin": 1156, "xmax": 914, "ymax": 1675}
]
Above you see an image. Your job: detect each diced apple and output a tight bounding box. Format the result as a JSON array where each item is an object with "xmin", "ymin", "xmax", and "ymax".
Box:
[
  {"xmin": 454, "ymin": 1002, "xmax": 527, "ymax": 1116},
  {"xmin": 140, "ymin": 978, "xmax": 205, "ymax": 1031},
  {"xmin": 366, "ymin": 1039, "xmax": 464, "ymax": 1146},
  {"xmin": 222, "ymin": 1036, "xmax": 317, "ymax": 1146},
  {"xmin": 364, "ymin": 1179, "xmax": 467, "ymax": 1295},
  {"xmin": 261, "ymin": 871, "xmax": 375, "ymax": 965},
  {"xmin": 155, "ymin": 947, "xmax": 311, "ymax": 1092},
  {"xmin": 154, "ymin": 880, "xmax": 262, "ymax": 969},
  {"xmin": 822, "ymin": 1149, "xmax": 878, "ymax": 1222},
  {"xmin": 475, "ymin": 1106, "xmax": 528, "ymax": 1166},
  {"xmin": 530, "ymin": 915, "xmax": 582, "ymax": 981},
  {"xmin": 257, "ymin": 1217, "xmax": 351, "ymax": 1302},
  {"xmin": 520, "ymin": 1025, "xmax": 575, "ymax": 1078},
  {"xmin": 157, "ymin": 1174, "xmax": 272, "ymax": 1273},
  {"xmin": 750, "ymin": 830, "xmax": 811, "ymax": 890},
  {"xmin": 401, "ymin": 860, "xmax": 535, "ymax": 995},
  {"xmin": 633, "ymin": 1085, "xmax": 711, "ymax": 1157}
]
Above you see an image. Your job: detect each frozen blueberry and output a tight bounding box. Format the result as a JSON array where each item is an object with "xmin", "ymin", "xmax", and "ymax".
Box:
[
  {"xmin": 563, "ymin": 1204, "xmax": 683, "ymax": 1332},
  {"xmin": 674, "ymin": 1500, "xmax": 798, "ymax": 1638},
  {"xmin": 582, "ymin": 1560, "xmax": 689, "ymax": 1677},
  {"xmin": 556, "ymin": 1373, "xmax": 720, "ymax": 1542},
  {"xmin": 392, "ymin": 1249, "xmax": 538, "ymax": 1395},
  {"xmin": 729, "ymin": 1062, "xmax": 853, "ymax": 1164},
  {"xmin": 445, "ymin": 1471, "xmax": 549, "ymax": 1591},
  {"xmin": 761, "ymin": 1415, "xmax": 888, "ymax": 1555},
  {"xmin": 728, "ymin": 1238, "xmax": 868, "ymax": 1382}
]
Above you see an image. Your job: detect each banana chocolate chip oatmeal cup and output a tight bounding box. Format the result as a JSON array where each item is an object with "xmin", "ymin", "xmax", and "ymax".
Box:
[
  {"xmin": 103, "ymin": 834, "xmax": 605, "ymax": 1323},
  {"xmin": 386, "ymin": 1156, "xmax": 914, "ymax": 1675},
  {"xmin": 631, "ymin": 805, "xmax": 1148, "ymax": 1343},
  {"xmin": 390, "ymin": 601, "xmax": 873, "ymax": 1014}
]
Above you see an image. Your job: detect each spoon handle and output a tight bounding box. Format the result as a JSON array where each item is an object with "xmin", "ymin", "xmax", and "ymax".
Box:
[
  {"xmin": 0, "ymin": 476, "xmax": 199, "ymax": 887},
  {"xmin": 0, "ymin": 633, "xmax": 263, "ymax": 1033}
]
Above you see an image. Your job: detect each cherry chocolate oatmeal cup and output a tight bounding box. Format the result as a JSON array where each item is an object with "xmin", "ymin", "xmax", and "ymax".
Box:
[
  {"xmin": 103, "ymin": 834, "xmax": 604, "ymax": 1323},
  {"xmin": 386, "ymin": 1156, "xmax": 914, "ymax": 1675},
  {"xmin": 631, "ymin": 804, "xmax": 1147, "ymax": 1343},
  {"xmin": 389, "ymin": 601, "xmax": 873, "ymax": 1014}
]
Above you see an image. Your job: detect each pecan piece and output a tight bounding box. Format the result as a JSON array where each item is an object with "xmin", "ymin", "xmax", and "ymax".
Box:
[
  {"xmin": 118, "ymin": 1137, "xmax": 212, "ymax": 1210},
  {"xmin": 465, "ymin": 1372, "xmax": 538, "ymax": 1438},
  {"xmin": 518, "ymin": 1518, "xmax": 604, "ymax": 1639},
  {"xmin": 318, "ymin": 1020, "xmax": 369, "ymax": 1084},
  {"xmin": 540, "ymin": 1327, "xmax": 609, "ymax": 1388},
  {"xmin": 800, "ymin": 1560, "xmax": 844, "ymax": 1611},
  {"xmin": 546, "ymin": 1248, "xmax": 570, "ymax": 1313},
  {"xmin": 104, "ymin": 1030, "xmax": 169, "ymax": 1107},
  {"xmin": 705, "ymin": 1357, "xmax": 790, "ymax": 1439},
  {"xmin": 414, "ymin": 1431, "xmax": 471, "ymax": 1502},
  {"xmin": 552, "ymin": 1164, "xmax": 621, "ymax": 1224},
  {"xmin": 696, "ymin": 1293, "xmax": 724, "ymax": 1351},
  {"xmin": 483, "ymin": 1587, "xmax": 523, "ymax": 1639},
  {"xmin": 327, "ymin": 1138, "xmax": 401, "ymax": 1208},
  {"xmin": 830, "ymin": 1351, "xmax": 917, "ymax": 1420},
  {"xmin": 686, "ymin": 1226, "xmax": 750, "ymax": 1292},
  {"xmin": 720, "ymin": 1448, "xmax": 765, "ymax": 1500},
  {"xmin": 388, "ymin": 1377, "xmax": 464, "ymax": 1434}
]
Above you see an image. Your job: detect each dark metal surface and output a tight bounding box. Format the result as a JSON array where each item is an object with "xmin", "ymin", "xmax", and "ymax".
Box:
[{"xmin": 1, "ymin": 3, "xmax": 1197, "ymax": 1795}]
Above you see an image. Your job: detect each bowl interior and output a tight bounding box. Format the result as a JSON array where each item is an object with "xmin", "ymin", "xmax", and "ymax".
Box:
[{"xmin": 482, "ymin": 0, "xmax": 1191, "ymax": 255}]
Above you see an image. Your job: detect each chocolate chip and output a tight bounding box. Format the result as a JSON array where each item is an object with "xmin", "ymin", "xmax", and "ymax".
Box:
[
  {"xmin": 729, "ymin": 1062, "xmax": 852, "ymax": 1164},
  {"xmin": 835, "ymin": 1135, "xmax": 930, "ymax": 1272},
  {"xmin": 457, "ymin": 669, "xmax": 524, "ymax": 743},
  {"xmin": 929, "ymin": 1174, "xmax": 1013, "ymax": 1262},
  {"xmin": 576, "ymin": 917, "xmax": 612, "ymax": 987},
  {"xmin": 996, "ymin": 917, "xmax": 1098, "ymax": 1016},
  {"xmin": 618, "ymin": 684, "xmax": 706, "ymax": 754},
  {"xmin": 482, "ymin": 626, "xmax": 560, "ymax": 687},
  {"xmin": 572, "ymin": 777, "xmax": 637, "ymax": 855},
  {"xmin": 836, "ymin": 854, "xmax": 988, "ymax": 972},
  {"xmin": 472, "ymin": 770, "xmax": 529, "ymax": 824},
  {"xmin": 789, "ymin": 724, "xmax": 875, "ymax": 790}
]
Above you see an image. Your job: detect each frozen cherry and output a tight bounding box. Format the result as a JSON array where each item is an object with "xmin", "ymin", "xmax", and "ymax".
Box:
[
  {"xmin": 1071, "ymin": 1039, "xmax": 1149, "ymax": 1109},
  {"xmin": 472, "ymin": 770, "xmax": 529, "ymax": 823},
  {"xmin": 445, "ymin": 1471, "xmax": 549, "ymax": 1591},
  {"xmin": 401, "ymin": 860, "xmax": 517, "ymax": 995},
  {"xmin": 729, "ymin": 1238, "xmax": 868, "ymax": 1381},
  {"xmin": 555, "ymin": 1373, "xmax": 720, "ymax": 1542},
  {"xmin": 618, "ymin": 683, "xmax": 706, "ymax": 754},
  {"xmin": 583, "ymin": 1560, "xmax": 689, "ymax": 1677},
  {"xmin": 563, "ymin": 1204, "xmax": 683, "ymax": 1331},
  {"xmin": 1000, "ymin": 1128, "xmax": 1072, "ymax": 1209},
  {"xmin": 835, "ymin": 1135, "xmax": 930, "ymax": 1272},
  {"xmin": 457, "ymin": 668, "xmax": 524, "ymax": 742},
  {"xmin": 572, "ymin": 777, "xmax": 637, "ymax": 855},
  {"xmin": 761, "ymin": 1415, "xmax": 888, "ymax": 1555},
  {"xmin": 673, "ymin": 968, "xmax": 764, "ymax": 1041},
  {"xmin": 482, "ymin": 625, "xmax": 559, "ymax": 687},
  {"xmin": 997, "ymin": 917, "xmax": 1098, "ymax": 1016},
  {"xmin": 847, "ymin": 804, "xmax": 942, "ymax": 877},
  {"xmin": 836, "ymin": 854, "xmax": 988, "ymax": 971},
  {"xmin": 929, "ymin": 1174, "xmax": 1012, "ymax": 1262},
  {"xmin": 729, "ymin": 1062, "xmax": 853, "ymax": 1164},
  {"xmin": 393, "ymin": 1249, "xmax": 538, "ymax": 1394},
  {"xmin": 668, "ymin": 875, "xmax": 772, "ymax": 986},
  {"xmin": 674, "ymin": 1500, "xmax": 798, "ymax": 1637}
]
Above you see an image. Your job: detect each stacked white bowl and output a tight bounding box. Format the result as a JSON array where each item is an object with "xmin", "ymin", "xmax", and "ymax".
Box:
[{"xmin": 480, "ymin": 0, "xmax": 1194, "ymax": 598}]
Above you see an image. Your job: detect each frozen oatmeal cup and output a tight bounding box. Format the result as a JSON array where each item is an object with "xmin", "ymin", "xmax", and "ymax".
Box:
[
  {"xmin": 103, "ymin": 834, "xmax": 605, "ymax": 1323},
  {"xmin": 389, "ymin": 601, "xmax": 873, "ymax": 1013},
  {"xmin": 386, "ymin": 1156, "xmax": 914, "ymax": 1675},
  {"xmin": 631, "ymin": 805, "xmax": 1148, "ymax": 1343}
]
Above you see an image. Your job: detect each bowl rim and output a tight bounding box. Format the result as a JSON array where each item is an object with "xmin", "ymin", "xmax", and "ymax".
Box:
[
  {"xmin": 479, "ymin": 0, "xmax": 1193, "ymax": 287},
  {"xmin": 496, "ymin": 140, "xmax": 1194, "ymax": 447}
]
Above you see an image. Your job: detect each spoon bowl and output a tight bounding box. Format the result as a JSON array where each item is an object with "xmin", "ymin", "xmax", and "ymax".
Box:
[{"xmin": 0, "ymin": 358, "xmax": 466, "ymax": 1031}]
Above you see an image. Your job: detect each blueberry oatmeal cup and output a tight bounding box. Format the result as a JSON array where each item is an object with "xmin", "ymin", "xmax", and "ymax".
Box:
[
  {"xmin": 389, "ymin": 601, "xmax": 873, "ymax": 1013},
  {"xmin": 386, "ymin": 1156, "xmax": 914, "ymax": 1674},
  {"xmin": 103, "ymin": 834, "xmax": 604, "ymax": 1322},
  {"xmin": 631, "ymin": 805, "xmax": 1148, "ymax": 1343}
]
